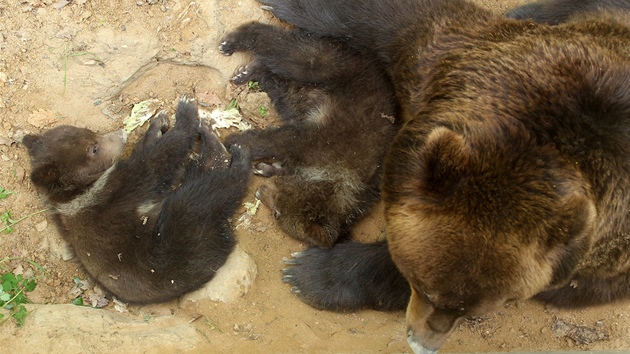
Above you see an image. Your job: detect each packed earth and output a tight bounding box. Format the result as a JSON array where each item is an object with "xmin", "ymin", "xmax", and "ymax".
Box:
[{"xmin": 1, "ymin": 0, "xmax": 629, "ymax": 353}]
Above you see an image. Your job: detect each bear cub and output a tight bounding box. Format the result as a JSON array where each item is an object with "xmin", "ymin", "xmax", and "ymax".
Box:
[
  {"xmin": 220, "ymin": 22, "xmax": 399, "ymax": 248},
  {"xmin": 23, "ymin": 98, "xmax": 252, "ymax": 304}
]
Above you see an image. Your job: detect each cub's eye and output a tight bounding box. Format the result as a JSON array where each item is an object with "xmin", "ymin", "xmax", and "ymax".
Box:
[{"xmin": 89, "ymin": 145, "xmax": 98, "ymax": 155}]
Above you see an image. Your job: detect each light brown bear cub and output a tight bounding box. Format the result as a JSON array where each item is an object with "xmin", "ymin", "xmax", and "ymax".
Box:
[{"xmin": 23, "ymin": 98, "xmax": 251, "ymax": 304}]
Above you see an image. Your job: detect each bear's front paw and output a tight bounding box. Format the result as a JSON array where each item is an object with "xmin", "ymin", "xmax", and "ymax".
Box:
[
  {"xmin": 223, "ymin": 132, "xmax": 250, "ymax": 149},
  {"xmin": 253, "ymin": 161, "xmax": 284, "ymax": 177},
  {"xmin": 219, "ymin": 38, "xmax": 237, "ymax": 56},
  {"xmin": 151, "ymin": 112, "xmax": 171, "ymax": 134}
]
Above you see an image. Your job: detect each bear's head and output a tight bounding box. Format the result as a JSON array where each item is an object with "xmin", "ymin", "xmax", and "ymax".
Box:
[
  {"xmin": 23, "ymin": 126, "xmax": 127, "ymax": 204},
  {"xmin": 384, "ymin": 126, "xmax": 595, "ymax": 352}
]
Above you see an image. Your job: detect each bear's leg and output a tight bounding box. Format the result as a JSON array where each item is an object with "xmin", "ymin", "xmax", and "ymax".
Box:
[
  {"xmin": 232, "ymin": 62, "xmax": 325, "ymax": 125},
  {"xmin": 223, "ymin": 124, "xmax": 304, "ymax": 163},
  {"xmin": 138, "ymin": 98, "xmax": 200, "ymax": 180},
  {"xmin": 182, "ymin": 121, "xmax": 252, "ymax": 206},
  {"xmin": 195, "ymin": 119, "xmax": 231, "ymax": 170},
  {"xmin": 282, "ymin": 241, "xmax": 411, "ymax": 311},
  {"xmin": 220, "ymin": 22, "xmax": 368, "ymax": 85},
  {"xmin": 131, "ymin": 112, "xmax": 171, "ymax": 156}
]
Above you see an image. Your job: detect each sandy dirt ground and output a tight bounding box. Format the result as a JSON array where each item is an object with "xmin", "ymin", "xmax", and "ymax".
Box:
[{"xmin": 1, "ymin": 0, "xmax": 629, "ymax": 353}]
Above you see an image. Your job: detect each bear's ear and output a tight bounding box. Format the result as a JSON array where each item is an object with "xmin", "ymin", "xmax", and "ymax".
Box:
[
  {"xmin": 22, "ymin": 134, "xmax": 43, "ymax": 157},
  {"xmin": 30, "ymin": 165, "xmax": 61, "ymax": 188},
  {"xmin": 419, "ymin": 127, "xmax": 470, "ymax": 198}
]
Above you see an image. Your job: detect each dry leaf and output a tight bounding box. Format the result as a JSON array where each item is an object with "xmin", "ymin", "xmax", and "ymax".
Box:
[
  {"xmin": 196, "ymin": 91, "xmax": 223, "ymax": 107},
  {"xmin": 27, "ymin": 109, "xmax": 58, "ymax": 128},
  {"xmin": 122, "ymin": 99, "xmax": 161, "ymax": 134}
]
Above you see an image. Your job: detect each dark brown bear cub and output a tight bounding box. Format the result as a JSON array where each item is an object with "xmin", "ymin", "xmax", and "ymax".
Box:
[
  {"xmin": 23, "ymin": 98, "xmax": 251, "ymax": 304},
  {"xmin": 261, "ymin": 0, "xmax": 630, "ymax": 352},
  {"xmin": 220, "ymin": 22, "xmax": 399, "ymax": 248}
]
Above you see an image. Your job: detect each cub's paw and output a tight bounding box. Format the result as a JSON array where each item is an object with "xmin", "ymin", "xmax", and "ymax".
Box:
[
  {"xmin": 198, "ymin": 121, "xmax": 230, "ymax": 169},
  {"xmin": 219, "ymin": 38, "xmax": 238, "ymax": 56},
  {"xmin": 152, "ymin": 111, "xmax": 171, "ymax": 133},
  {"xmin": 282, "ymin": 246, "xmax": 364, "ymax": 311},
  {"xmin": 219, "ymin": 22, "xmax": 273, "ymax": 55},
  {"xmin": 257, "ymin": 0, "xmax": 281, "ymax": 11},
  {"xmin": 175, "ymin": 96, "xmax": 200, "ymax": 129},
  {"xmin": 282, "ymin": 242, "xmax": 411, "ymax": 311},
  {"xmin": 227, "ymin": 143, "xmax": 253, "ymax": 174},
  {"xmin": 254, "ymin": 161, "xmax": 284, "ymax": 177},
  {"xmin": 223, "ymin": 131, "xmax": 250, "ymax": 149},
  {"xmin": 231, "ymin": 61, "xmax": 263, "ymax": 85}
]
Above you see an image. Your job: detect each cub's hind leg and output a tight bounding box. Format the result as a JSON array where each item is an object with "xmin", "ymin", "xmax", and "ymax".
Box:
[
  {"xmin": 131, "ymin": 112, "xmax": 171, "ymax": 156},
  {"xmin": 139, "ymin": 98, "xmax": 201, "ymax": 191},
  {"xmin": 220, "ymin": 22, "xmax": 369, "ymax": 85}
]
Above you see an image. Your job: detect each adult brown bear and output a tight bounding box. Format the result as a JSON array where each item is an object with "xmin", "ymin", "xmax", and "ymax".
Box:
[
  {"xmin": 260, "ymin": 0, "xmax": 630, "ymax": 352},
  {"xmin": 23, "ymin": 98, "xmax": 252, "ymax": 304}
]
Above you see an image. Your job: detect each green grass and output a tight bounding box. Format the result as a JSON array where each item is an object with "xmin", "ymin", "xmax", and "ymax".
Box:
[
  {"xmin": 0, "ymin": 186, "xmax": 12, "ymax": 199},
  {"xmin": 0, "ymin": 209, "xmax": 48, "ymax": 235},
  {"xmin": 0, "ymin": 258, "xmax": 46, "ymax": 327},
  {"xmin": 247, "ymin": 81, "xmax": 260, "ymax": 91},
  {"xmin": 258, "ymin": 105, "xmax": 268, "ymax": 117},
  {"xmin": 0, "ymin": 185, "xmax": 48, "ymax": 234}
]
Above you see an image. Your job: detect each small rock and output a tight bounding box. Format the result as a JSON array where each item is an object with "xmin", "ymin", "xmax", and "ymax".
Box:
[
  {"xmin": 551, "ymin": 318, "xmax": 608, "ymax": 344},
  {"xmin": 35, "ymin": 220, "xmax": 48, "ymax": 232},
  {"xmin": 2, "ymin": 304, "xmax": 201, "ymax": 352},
  {"xmin": 180, "ymin": 245, "xmax": 257, "ymax": 304},
  {"xmin": 47, "ymin": 233, "xmax": 75, "ymax": 260}
]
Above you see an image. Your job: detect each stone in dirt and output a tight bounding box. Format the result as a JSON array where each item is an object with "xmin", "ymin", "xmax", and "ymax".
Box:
[
  {"xmin": 2, "ymin": 304, "xmax": 202, "ymax": 353},
  {"xmin": 181, "ymin": 244, "xmax": 257, "ymax": 304}
]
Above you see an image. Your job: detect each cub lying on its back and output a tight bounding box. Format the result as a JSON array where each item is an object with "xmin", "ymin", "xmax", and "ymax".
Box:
[
  {"xmin": 220, "ymin": 22, "xmax": 399, "ymax": 248},
  {"xmin": 260, "ymin": 0, "xmax": 630, "ymax": 352},
  {"xmin": 23, "ymin": 98, "xmax": 252, "ymax": 304}
]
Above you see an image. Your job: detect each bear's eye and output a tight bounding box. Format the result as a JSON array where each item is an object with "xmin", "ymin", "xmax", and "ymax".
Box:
[{"xmin": 89, "ymin": 145, "xmax": 98, "ymax": 155}]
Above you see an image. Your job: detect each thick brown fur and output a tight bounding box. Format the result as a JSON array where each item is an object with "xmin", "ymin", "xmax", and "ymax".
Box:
[
  {"xmin": 23, "ymin": 99, "xmax": 252, "ymax": 304},
  {"xmin": 262, "ymin": 0, "xmax": 630, "ymax": 351},
  {"xmin": 220, "ymin": 22, "xmax": 399, "ymax": 248},
  {"xmin": 506, "ymin": 0, "xmax": 630, "ymax": 24}
]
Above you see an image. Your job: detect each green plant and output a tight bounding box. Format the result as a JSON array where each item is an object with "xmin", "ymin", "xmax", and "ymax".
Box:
[
  {"xmin": 0, "ymin": 211, "xmax": 16, "ymax": 234},
  {"xmin": 0, "ymin": 273, "xmax": 35, "ymax": 326},
  {"xmin": 0, "ymin": 258, "xmax": 44, "ymax": 327},
  {"xmin": 62, "ymin": 42, "xmax": 94, "ymax": 96},
  {"xmin": 247, "ymin": 81, "xmax": 260, "ymax": 91},
  {"xmin": 226, "ymin": 98, "xmax": 239, "ymax": 110},
  {"xmin": 0, "ymin": 186, "xmax": 12, "ymax": 199},
  {"xmin": 0, "ymin": 209, "xmax": 48, "ymax": 235},
  {"xmin": 0, "ymin": 273, "xmax": 37, "ymax": 327},
  {"xmin": 258, "ymin": 105, "xmax": 268, "ymax": 117}
]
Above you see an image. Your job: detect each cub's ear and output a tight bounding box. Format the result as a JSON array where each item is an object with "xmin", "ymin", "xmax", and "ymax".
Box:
[
  {"xmin": 22, "ymin": 134, "xmax": 43, "ymax": 157},
  {"xmin": 30, "ymin": 165, "xmax": 61, "ymax": 188},
  {"xmin": 418, "ymin": 127, "xmax": 470, "ymax": 198}
]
